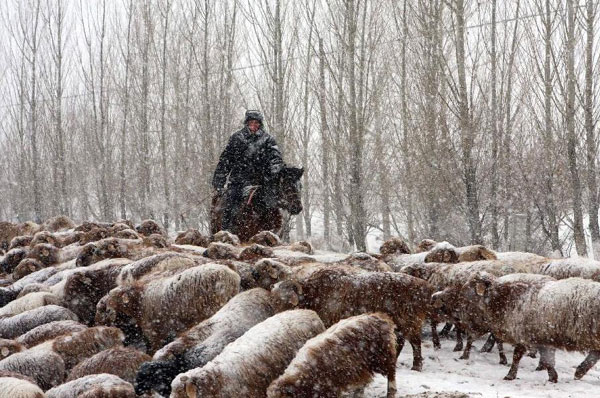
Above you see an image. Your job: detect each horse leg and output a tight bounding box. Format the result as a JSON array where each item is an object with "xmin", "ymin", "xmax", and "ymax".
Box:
[
  {"xmin": 497, "ymin": 339, "xmax": 508, "ymax": 365},
  {"xmin": 575, "ymin": 350, "xmax": 600, "ymax": 380},
  {"xmin": 459, "ymin": 334, "xmax": 474, "ymax": 360},
  {"xmin": 431, "ymin": 320, "xmax": 441, "ymax": 350},
  {"xmin": 453, "ymin": 327, "xmax": 464, "ymax": 352},
  {"xmin": 538, "ymin": 347, "xmax": 557, "ymax": 383},
  {"xmin": 439, "ymin": 322, "xmax": 453, "ymax": 338},
  {"xmin": 480, "ymin": 333, "xmax": 496, "ymax": 353},
  {"xmin": 505, "ymin": 344, "xmax": 527, "ymax": 381}
]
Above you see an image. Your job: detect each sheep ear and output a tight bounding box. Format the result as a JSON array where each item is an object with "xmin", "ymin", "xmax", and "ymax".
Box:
[
  {"xmin": 268, "ymin": 266, "xmax": 279, "ymax": 279},
  {"xmin": 1, "ymin": 347, "xmax": 9, "ymax": 357},
  {"xmin": 475, "ymin": 281, "xmax": 487, "ymax": 296},
  {"xmin": 185, "ymin": 380, "xmax": 197, "ymax": 397},
  {"xmin": 289, "ymin": 293, "xmax": 299, "ymax": 307}
]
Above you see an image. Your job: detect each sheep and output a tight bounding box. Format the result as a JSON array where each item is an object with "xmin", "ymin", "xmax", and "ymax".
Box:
[
  {"xmin": 74, "ymin": 221, "xmax": 111, "ymax": 233},
  {"xmin": 249, "ymin": 230, "xmax": 281, "ymax": 246},
  {"xmin": 238, "ymin": 243, "xmax": 274, "ymax": 262},
  {"xmin": 174, "ymin": 228, "xmax": 210, "ymax": 247},
  {"xmin": 267, "ymin": 313, "xmax": 398, "ymax": 398},
  {"xmin": 16, "ymin": 320, "xmax": 87, "ymax": 348},
  {"xmin": 212, "ymin": 230, "xmax": 240, "ymax": 246},
  {"xmin": 424, "ymin": 242, "xmax": 460, "ymax": 263},
  {"xmin": 533, "ymin": 257, "xmax": 600, "ymax": 281},
  {"xmin": 142, "ymin": 234, "xmax": 168, "ymax": 248},
  {"xmin": 61, "ymin": 258, "xmax": 131, "ymax": 324},
  {"xmin": 94, "ymin": 294, "xmax": 147, "ymax": 351},
  {"xmin": 51, "ymin": 326, "xmax": 125, "ymax": 370},
  {"xmin": 271, "ymin": 267, "xmax": 434, "ymax": 371},
  {"xmin": 456, "ymin": 244, "xmax": 497, "ymax": 262},
  {"xmin": 286, "ymin": 240, "xmax": 314, "ymax": 254},
  {"xmin": 379, "ymin": 236, "xmax": 411, "ymax": 256},
  {"xmin": 462, "ymin": 272, "xmax": 600, "ymax": 381},
  {"xmin": 0, "ymin": 305, "xmax": 78, "ymax": 339},
  {"xmin": 0, "ymin": 248, "xmax": 28, "ymax": 273},
  {"xmin": 67, "ymin": 346, "xmax": 150, "ymax": 384},
  {"xmin": 0, "ymin": 222, "xmax": 39, "ymax": 253},
  {"xmin": 114, "ymin": 229, "xmax": 140, "ymax": 240},
  {"xmin": 0, "ymin": 339, "xmax": 24, "ymax": 359},
  {"xmin": 30, "ymin": 231, "xmax": 60, "ymax": 248},
  {"xmin": 203, "ymin": 241, "xmax": 240, "ymax": 260},
  {"xmin": 115, "ymin": 253, "xmax": 204, "ymax": 285},
  {"xmin": 42, "ymin": 215, "xmax": 75, "ymax": 232},
  {"xmin": 75, "ymin": 237, "xmax": 168, "ymax": 267},
  {"xmin": 0, "ymin": 266, "xmax": 59, "ymax": 306},
  {"xmin": 416, "ymin": 239, "xmax": 437, "ymax": 252},
  {"xmin": 336, "ymin": 252, "xmax": 392, "ymax": 272},
  {"xmin": 0, "ymin": 291, "xmax": 62, "ymax": 317},
  {"xmin": 13, "ymin": 259, "xmax": 44, "ymax": 281},
  {"xmin": 136, "ymin": 287, "xmax": 297, "ymax": 396},
  {"xmin": 170, "ymin": 309, "xmax": 325, "ymax": 398},
  {"xmin": 8, "ymin": 236, "xmax": 33, "ymax": 250},
  {"xmin": 104, "ymin": 263, "xmax": 240, "ymax": 351},
  {"xmin": 45, "ymin": 374, "xmax": 134, "ymax": 398},
  {"xmin": 232, "ymin": 258, "xmax": 292, "ymax": 291},
  {"xmin": 0, "ymin": 376, "xmax": 45, "ymax": 398},
  {"xmin": 16, "ymin": 283, "xmax": 50, "ymax": 298},
  {"xmin": 26, "ymin": 243, "xmax": 61, "ymax": 267},
  {"xmin": 0, "ymin": 349, "xmax": 65, "ymax": 390},
  {"xmin": 135, "ymin": 220, "xmax": 165, "ymax": 237},
  {"xmin": 78, "ymin": 227, "xmax": 110, "ymax": 245}
]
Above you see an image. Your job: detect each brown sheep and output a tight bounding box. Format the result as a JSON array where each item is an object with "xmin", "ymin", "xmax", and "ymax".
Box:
[
  {"xmin": 67, "ymin": 346, "xmax": 150, "ymax": 384},
  {"xmin": 26, "ymin": 243, "xmax": 59, "ymax": 267},
  {"xmin": 175, "ymin": 228, "xmax": 210, "ymax": 247},
  {"xmin": 171, "ymin": 309, "xmax": 325, "ymax": 398},
  {"xmin": 337, "ymin": 252, "xmax": 392, "ymax": 272},
  {"xmin": 8, "ymin": 236, "xmax": 33, "ymax": 250},
  {"xmin": 232, "ymin": 258, "xmax": 292, "ymax": 291},
  {"xmin": 115, "ymin": 253, "xmax": 205, "ymax": 285},
  {"xmin": 0, "ymin": 339, "xmax": 24, "ymax": 360},
  {"xmin": 142, "ymin": 233, "xmax": 168, "ymax": 248},
  {"xmin": 0, "ymin": 305, "xmax": 78, "ymax": 339},
  {"xmin": 13, "ymin": 259, "xmax": 44, "ymax": 280},
  {"xmin": 456, "ymin": 244, "xmax": 497, "ymax": 262},
  {"xmin": 78, "ymin": 227, "xmax": 110, "ymax": 245},
  {"xmin": 238, "ymin": 243, "xmax": 274, "ymax": 262},
  {"xmin": 42, "ymin": 215, "xmax": 75, "ymax": 232},
  {"xmin": 416, "ymin": 239, "xmax": 437, "ymax": 252},
  {"xmin": 105, "ymin": 263, "xmax": 240, "ymax": 351},
  {"xmin": 379, "ymin": 236, "xmax": 411, "ymax": 256},
  {"xmin": 50, "ymin": 326, "xmax": 125, "ymax": 370},
  {"xmin": 75, "ymin": 237, "xmax": 147, "ymax": 267},
  {"xmin": 113, "ymin": 229, "xmax": 140, "ymax": 240},
  {"xmin": 0, "ymin": 248, "xmax": 28, "ymax": 273},
  {"xmin": 462, "ymin": 273, "xmax": 600, "ymax": 382},
  {"xmin": 424, "ymin": 242, "xmax": 459, "ymax": 263},
  {"xmin": 0, "ymin": 266, "xmax": 59, "ymax": 307},
  {"xmin": 137, "ymin": 287, "xmax": 297, "ymax": 396},
  {"xmin": 74, "ymin": 221, "xmax": 111, "ymax": 233},
  {"xmin": 249, "ymin": 230, "xmax": 281, "ymax": 246},
  {"xmin": 267, "ymin": 313, "xmax": 398, "ymax": 398},
  {"xmin": 135, "ymin": 220, "xmax": 165, "ymax": 237},
  {"xmin": 204, "ymin": 241, "xmax": 240, "ymax": 260},
  {"xmin": 30, "ymin": 231, "xmax": 60, "ymax": 247},
  {"xmin": 0, "ymin": 375, "xmax": 45, "ymax": 398},
  {"xmin": 272, "ymin": 267, "xmax": 434, "ymax": 371},
  {"xmin": 0, "ymin": 349, "xmax": 65, "ymax": 390},
  {"xmin": 212, "ymin": 230, "xmax": 240, "ymax": 246},
  {"xmin": 45, "ymin": 374, "xmax": 134, "ymax": 398},
  {"xmin": 16, "ymin": 320, "xmax": 87, "ymax": 348},
  {"xmin": 62, "ymin": 258, "xmax": 132, "ymax": 324}
]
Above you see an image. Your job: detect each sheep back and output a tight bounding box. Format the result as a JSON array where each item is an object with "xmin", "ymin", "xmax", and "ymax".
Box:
[
  {"xmin": 67, "ymin": 346, "xmax": 150, "ymax": 384},
  {"xmin": 0, "ymin": 305, "xmax": 78, "ymax": 339}
]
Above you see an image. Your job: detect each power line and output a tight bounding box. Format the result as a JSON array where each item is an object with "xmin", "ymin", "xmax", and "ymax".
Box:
[{"xmin": 0, "ymin": 1, "xmax": 587, "ymax": 111}]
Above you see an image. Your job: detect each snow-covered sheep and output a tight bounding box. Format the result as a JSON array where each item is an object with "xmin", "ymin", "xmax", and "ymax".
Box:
[
  {"xmin": 105, "ymin": 263, "xmax": 240, "ymax": 351},
  {"xmin": 16, "ymin": 283, "xmax": 50, "ymax": 299},
  {"xmin": 416, "ymin": 239, "xmax": 437, "ymax": 252},
  {"xmin": 135, "ymin": 220, "xmax": 165, "ymax": 237},
  {"xmin": 0, "ymin": 376, "xmax": 45, "ymax": 398},
  {"xmin": 50, "ymin": 326, "xmax": 125, "ymax": 370},
  {"xmin": 62, "ymin": 258, "xmax": 131, "ymax": 324},
  {"xmin": 114, "ymin": 229, "xmax": 140, "ymax": 240},
  {"xmin": 0, "ymin": 248, "xmax": 28, "ymax": 273},
  {"xmin": 532, "ymin": 257, "xmax": 600, "ymax": 281},
  {"xmin": 170, "ymin": 309, "xmax": 325, "ymax": 398},
  {"xmin": 136, "ymin": 287, "xmax": 297, "ymax": 396},
  {"xmin": 0, "ymin": 291, "xmax": 62, "ymax": 317},
  {"xmin": 13, "ymin": 259, "xmax": 44, "ymax": 281},
  {"xmin": 30, "ymin": 231, "xmax": 60, "ymax": 248},
  {"xmin": 0, "ymin": 266, "xmax": 59, "ymax": 306},
  {"xmin": 67, "ymin": 346, "xmax": 150, "ymax": 384},
  {"xmin": 42, "ymin": 215, "xmax": 75, "ymax": 232},
  {"xmin": 463, "ymin": 273, "xmax": 600, "ymax": 381},
  {"xmin": 267, "ymin": 313, "xmax": 398, "ymax": 398},
  {"xmin": 249, "ymin": 230, "xmax": 281, "ymax": 247},
  {"xmin": 16, "ymin": 320, "xmax": 87, "ymax": 348},
  {"xmin": 272, "ymin": 267, "xmax": 434, "ymax": 371},
  {"xmin": 0, "ymin": 339, "xmax": 24, "ymax": 359},
  {"xmin": 203, "ymin": 241, "xmax": 240, "ymax": 260},
  {"xmin": 174, "ymin": 228, "xmax": 210, "ymax": 247},
  {"xmin": 379, "ymin": 236, "xmax": 411, "ymax": 256},
  {"xmin": 238, "ymin": 243, "xmax": 274, "ymax": 262},
  {"xmin": 456, "ymin": 245, "xmax": 497, "ymax": 262},
  {"xmin": 233, "ymin": 258, "xmax": 293, "ymax": 291},
  {"xmin": 0, "ymin": 349, "xmax": 65, "ymax": 390},
  {"xmin": 45, "ymin": 374, "xmax": 135, "ymax": 398},
  {"xmin": 0, "ymin": 305, "xmax": 78, "ymax": 339},
  {"xmin": 8, "ymin": 236, "xmax": 33, "ymax": 250},
  {"xmin": 115, "ymin": 253, "xmax": 202, "ymax": 285},
  {"xmin": 337, "ymin": 252, "xmax": 392, "ymax": 272},
  {"xmin": 212, "ymin": 230, "xmax": 240, "ymax": 245}
]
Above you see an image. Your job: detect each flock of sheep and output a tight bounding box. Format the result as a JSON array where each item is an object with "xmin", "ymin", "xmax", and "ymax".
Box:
[{"xmin": 0, "ymin": 215, "xmax": 599, "ymax": 397}]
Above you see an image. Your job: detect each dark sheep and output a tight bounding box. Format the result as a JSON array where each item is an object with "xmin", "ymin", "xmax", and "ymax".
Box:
[
  {"xmin": 1, "ymin": 248, "xmax": 29, "ymax": 273},
  {"xmin": 8, "ymin": 236, "xmax": 33, "ymax": 250},
  {"xmin": 379, "ymin": 237, "xmax": 411, "ymax": 256},
  {"xmin": 249, "ymin": 231, "xmax": 281, "ymax": 247},
  {"xmin": 135, "ymin": 220, "xmax": 165, "ymax": 237},
  {"xmin": 174, "ymin": 228, "xmax": 211, "ymax": 247},
  {"xmin": 67, "ymin": 346, "xmax": 150, "ymax": 384},
  {"xmin": 13, "ymin": 259, "xmax": 44, "ymax": 281}
]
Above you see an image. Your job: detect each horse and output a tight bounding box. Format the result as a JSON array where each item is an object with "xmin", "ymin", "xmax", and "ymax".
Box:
[{"xmin": 210, "ymin": 165, "xmax": 304, "ymax": 242}]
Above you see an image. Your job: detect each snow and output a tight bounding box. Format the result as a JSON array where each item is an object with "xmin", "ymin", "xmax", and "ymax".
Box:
[
  {"xmin": 363, "ymin": 335, "xmax": 600, "ymax": 398},
  {"xmin": 272, "ymin": 248, "xmax": 347, "ymax": 262}
]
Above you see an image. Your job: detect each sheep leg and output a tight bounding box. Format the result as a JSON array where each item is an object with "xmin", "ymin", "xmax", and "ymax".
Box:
[
  {"xmin": 504, "ymin": 344, "xmax": 526, "ymax": 381},
  {"xmin": 480, "ymin": 333, "xmax": 496, "ymax": 353},
  {"xmin": 439, "ymin": 322, "xmax": 453, "ymax": 337},
  {"xmin": 386, "ymin": 371, "xmax": 397, "ymax": 398},
  {"xmin": 431, "ymin": 320, "xmax": 441, "ymax": 350},
  {"xmin": 575, "ymin": 350, "xmax": 600, "ymax": 380},
  {"xmin": 538, "ymin": 346, "xmax": 557, "ymax": 383},
  {"xmin": 459, "ymin": 334, "xmax": 474, "ymax": 360},
  {"xmin": 497, "ymin": 339, "xmax": 508, "ymax": 365},
  {"xmin": 350, "ymin": 387, "xmax": 366, "ymax": 397},
  {"xmin": 395, "ymin": 330, "xmax": 405, "ymax": 358},
  {"xmin": 527, "ymin": 348, "xmax": 537, "ymax": 358},
  {"xmin": 409, "ymin": 335, "xmax": 423, "ymax": 371},
  {"xmin": 453, "ymin": 327, "xmax": 464, "ymax": 352}
]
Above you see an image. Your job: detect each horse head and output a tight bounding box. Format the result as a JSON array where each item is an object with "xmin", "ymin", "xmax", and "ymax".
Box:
[{"xmin": 277, "ymin": 166, "xmax": 304, "ymax": 215}]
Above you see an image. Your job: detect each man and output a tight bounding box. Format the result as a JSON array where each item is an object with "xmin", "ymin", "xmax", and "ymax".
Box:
[{"xmin": 212, "ymin": 110, "xmax": 284, "ymax": 232}]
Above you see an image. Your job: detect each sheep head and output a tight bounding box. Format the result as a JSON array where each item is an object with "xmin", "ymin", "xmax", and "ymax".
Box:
[{"xmin": 271, "ymin": 279, "xmax": 303, "ymax": 308}]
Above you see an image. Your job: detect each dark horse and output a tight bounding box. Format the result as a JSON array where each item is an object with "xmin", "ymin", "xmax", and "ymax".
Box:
[{"xmin": 210, "ymin": 165, "xmax": 304, "ymax": 242}]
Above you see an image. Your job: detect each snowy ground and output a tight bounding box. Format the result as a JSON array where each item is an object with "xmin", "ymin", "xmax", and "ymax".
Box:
[{"xmin": 363, "ymin": 334, "xmax": 600, "ymax": 398}]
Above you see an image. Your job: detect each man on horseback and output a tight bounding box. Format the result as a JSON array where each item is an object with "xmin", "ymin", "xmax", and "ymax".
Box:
[{"xmin": 212, "ymin": 110, "xmax": 284, "ymax": 233}]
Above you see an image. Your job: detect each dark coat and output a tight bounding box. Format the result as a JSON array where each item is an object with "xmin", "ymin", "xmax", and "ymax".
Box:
[{"xmin": 212, "ymin": 127, "xmax": 284, "ymax": 190}]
